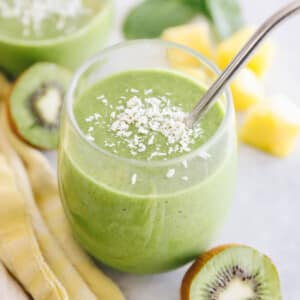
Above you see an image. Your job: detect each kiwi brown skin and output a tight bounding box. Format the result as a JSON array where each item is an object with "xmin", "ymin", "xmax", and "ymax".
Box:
[
  {"xmin": 0, "ymin": 67, "xmax": 15, "ymax": 82},
  {"xmin": 0, "ymin": 72, "xmax": 13, "ymax": 103},
  {"xmin": 181, "ymin": 244, "xmax": 243, "ymax": 300}
]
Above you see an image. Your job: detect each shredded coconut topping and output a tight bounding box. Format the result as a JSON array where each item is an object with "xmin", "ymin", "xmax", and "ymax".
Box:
[
  {"xmin": 84, "ymin": 89, "xmax": 204, "ymax": 161},
  {"xmin": 0, "ymin": 0, "xmax": 91, "ymax": 36}
]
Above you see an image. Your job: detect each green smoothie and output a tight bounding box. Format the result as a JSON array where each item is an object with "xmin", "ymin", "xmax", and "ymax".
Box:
[
  {"xmin": 59, "ymin": 69, "xmax": 236, "ymax": 273},
  {"xmin": 0, "ymin": 0, "xmax": 113, "ymax": 75},
  {"xmin": 74, "ymin": 70, "xmax": 224, "ymax": 160}
]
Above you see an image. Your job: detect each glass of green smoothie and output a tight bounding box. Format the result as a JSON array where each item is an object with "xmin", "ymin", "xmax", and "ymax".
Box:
[
  {"xmin": 0, "ymin": 0, "xmax": 113, "ymax": 76},
  {"xmin": 59, "ymin": 40, "xmax": 237, "ymax": 274}
]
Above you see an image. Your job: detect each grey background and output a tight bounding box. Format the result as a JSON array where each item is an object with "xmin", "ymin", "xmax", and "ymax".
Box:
[{"xmin": 56, "ymin": 1, "xmax": 300, "ymax": 299}]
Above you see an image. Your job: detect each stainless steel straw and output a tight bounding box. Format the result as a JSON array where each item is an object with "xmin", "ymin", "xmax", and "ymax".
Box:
[{"xmin": 186, "ymin": 0, "xmax": 300, "ymax": 128}]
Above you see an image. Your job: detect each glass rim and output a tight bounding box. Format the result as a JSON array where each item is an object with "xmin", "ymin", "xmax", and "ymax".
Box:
[
  {"xmin": 0, "ymin": 0, "xmax": 112, "ymax": 46},
  {"xmin": 66, "ymin": 39, "xmax": 234, "ymax": 168}
]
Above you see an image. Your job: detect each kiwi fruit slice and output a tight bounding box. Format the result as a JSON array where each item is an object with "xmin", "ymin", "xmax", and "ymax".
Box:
[
  {"xmin": 7, "ymin": 63, "xmax": 72, "ymax": 150},
  {"xmin": 181, "ymin": 244, "xmax": 282, "ymax": 300}
]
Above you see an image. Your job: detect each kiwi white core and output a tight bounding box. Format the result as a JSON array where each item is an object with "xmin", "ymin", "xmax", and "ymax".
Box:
[
  {"xmin": 218, "ymin": 278, "xmax": 255, "ymax": 300},
  {"xmin": 34, "ymin": 87, "xmax": 61, "ymax": 126}
]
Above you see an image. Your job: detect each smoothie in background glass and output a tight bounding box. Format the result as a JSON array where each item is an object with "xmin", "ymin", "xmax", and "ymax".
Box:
[
  {"xmin": 58, "ymin": 40, "xmax": 237, "ymax": 274},
  {"xmin": 0, "ymin": 0, "xmax": 113, "ymax": 76}
]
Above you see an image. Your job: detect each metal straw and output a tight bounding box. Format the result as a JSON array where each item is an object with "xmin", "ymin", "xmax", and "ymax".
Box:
[{"xmin": 186, "ymin": 0, "xmax": 300, "ymax": 128}]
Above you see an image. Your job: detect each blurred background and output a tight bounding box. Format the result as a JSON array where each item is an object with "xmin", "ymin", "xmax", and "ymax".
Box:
[{"xmin": 100, "ymin": 1, "xmax": 300, "ymax": 299}]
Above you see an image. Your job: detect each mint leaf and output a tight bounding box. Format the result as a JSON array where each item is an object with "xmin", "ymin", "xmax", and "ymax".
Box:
[
  {"xmin": 123, "ymin": 0, "xmax": 196, "ymax": 39},
  {"xmin": 204, "ymin": 0, "xmax": 243, "ymax": 40}
]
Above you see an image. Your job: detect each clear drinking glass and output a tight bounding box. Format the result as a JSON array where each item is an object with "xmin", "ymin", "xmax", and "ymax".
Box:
[{"xmin": 58, "ymin": 40, "xmax": 237, "ymax": 274}]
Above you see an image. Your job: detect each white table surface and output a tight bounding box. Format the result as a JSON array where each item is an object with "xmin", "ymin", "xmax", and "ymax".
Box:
[{"xmin": 53, "ymin": 1, "xmax": 300, "ymax": 299}]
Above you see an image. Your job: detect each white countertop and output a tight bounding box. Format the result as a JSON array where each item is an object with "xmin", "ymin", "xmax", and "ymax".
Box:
[{"xmin": 56, "ymin": 1, "xmax": 300, "ymax": 299}]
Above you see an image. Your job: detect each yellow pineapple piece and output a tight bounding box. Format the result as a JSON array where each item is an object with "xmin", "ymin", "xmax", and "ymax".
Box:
[
  {"xmin": 162, "ymin": 22, "xmax": 214, "ymax": 67},
  {"xmin": 240, "ymin": 95, "xmax": 300, "ymax": 157},
  {"xmin": 231, "ymin": 68, "xmax": 264, "ymax": 111},
  {"xmin": 216, "ymin": 27, "xmax": 275, "ymax": 77}
]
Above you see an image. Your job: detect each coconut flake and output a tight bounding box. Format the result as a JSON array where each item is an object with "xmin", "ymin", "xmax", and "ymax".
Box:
[
  {"xmin": 148, "ymin": 135, "xmax": 155, "ymax": 145},
  {"xmin": 131, "ymin": 173, "xmax": 137, "ymax": 185},
  {"xmin": 181, "ymin": 176, "xmax": 189, "ymax": 181},
  {"xmin": 101, "ymin": 98, "xmax": 108, "ymax": 105},
  {"xmin": 86, "ymin": 134, "xmax": 94, "ymax": 142},
  {"xmin": 85, "ymin": 115, "xmax": 94, "ymax": 122},
  {"xmin": 182, "ymin": 160, "xmax": 188, "ymax": 168},
  {"xmin": 166, "ymin": 168, "xmax": 175, "ymax": 178},
  {"xmin": 144, "ymin": 89, "xmax": 153, "ymax": 95}
]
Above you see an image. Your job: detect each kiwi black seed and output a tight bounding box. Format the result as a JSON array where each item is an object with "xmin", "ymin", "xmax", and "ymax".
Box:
[
  {"xmin": 181, "ymin": 244, "xmax": 282, "ymax": 300},
  {"xmin": 8, "ymin": 63, "xmax": 72, "ymax": 150}
]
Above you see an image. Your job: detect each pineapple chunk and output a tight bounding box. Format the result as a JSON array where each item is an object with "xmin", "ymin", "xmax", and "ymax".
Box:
[
  {"xmin": 216, "ymin": 27, "xmax": 275, "ymax": 77},
  {"xmin": 162, "ymin": 22, "xmax": 214, "ymax": 67},
  {"xmin": 231, "ymin": 68, "xmax": 264, "ymax": 111},
  {"xmin": 240, "ymin": 95, "xmax": 300, "ymax": 157}
]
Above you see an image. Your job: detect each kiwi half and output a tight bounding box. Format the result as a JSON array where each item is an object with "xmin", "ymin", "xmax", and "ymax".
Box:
[
  {"xmin": 7, "ymin": 63, "xmax": 72, "ymax": 150},
  {"xmin": 181, "ymin": 244, "xmax": 282, "ymax": 300}
]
